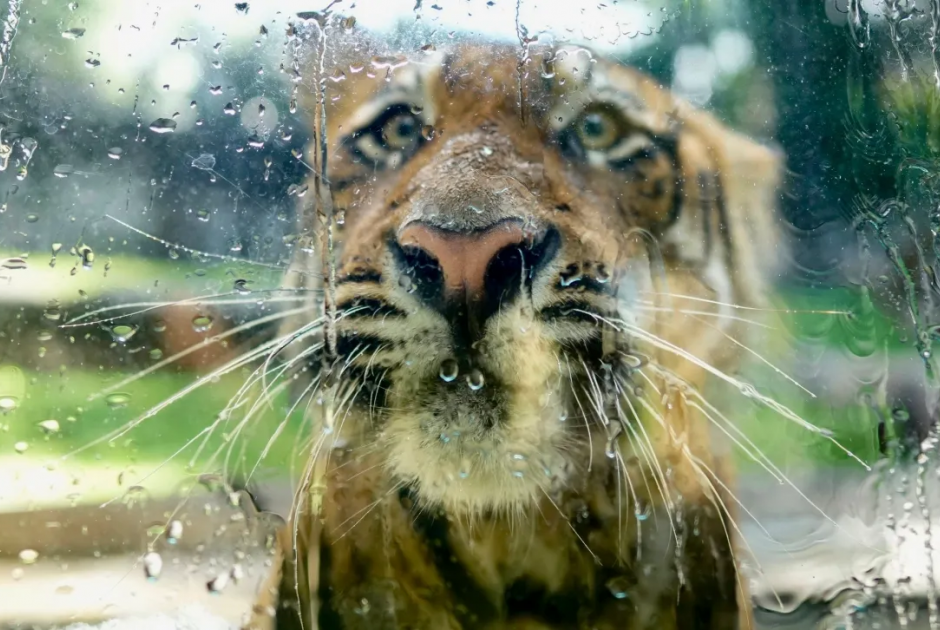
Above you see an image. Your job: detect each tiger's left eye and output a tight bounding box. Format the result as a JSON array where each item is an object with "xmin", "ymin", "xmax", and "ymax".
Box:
[
  {"xmin": 574, "ymin": 108, "xmax": 621, "ymax": 152},
  {"xmin": 381, "ymin": 112, "xmax": 420, "ymax": 151}
]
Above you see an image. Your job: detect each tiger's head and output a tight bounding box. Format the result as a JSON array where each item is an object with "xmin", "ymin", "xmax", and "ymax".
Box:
[{"xmin": 291, "ymin": 36, "xmax": 781, "ymax": 517}]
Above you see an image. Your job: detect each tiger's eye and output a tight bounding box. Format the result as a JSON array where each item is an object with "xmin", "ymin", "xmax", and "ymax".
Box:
[
  {"xmin": 381, "ymin": 113, "xmax": 420, "ymax": 150},
  {"xmin": 575, "ymin": 109, "xmax": 620, "ymax": 151}
]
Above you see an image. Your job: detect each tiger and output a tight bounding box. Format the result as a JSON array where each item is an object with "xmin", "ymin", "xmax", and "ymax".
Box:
[{"xmin": 245, "ymin": 24, "xmax": 782, "ymax": 630}]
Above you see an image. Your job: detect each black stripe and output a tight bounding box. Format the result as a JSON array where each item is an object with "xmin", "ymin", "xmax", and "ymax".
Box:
[
  {"xmin": 699, "ymin": 171, "xmax": 716, "ymax": 262},
  {"xmin": 403, "ymin": 487, "xmax": 500, "ymax": 626},
  {"xmin": 538, "ymin": 303, "xmax": 603, "ymax": 325},
  {"xmin": 315, "ymin": 537, "xmax": 343, "ymax": 630},
  {"xmin": 335, "ymin": 332, "xmax": 387, "ymax": 358},
  {"xmin": 558, "ymin": 335, "xmax": 605, "ymax": 359},
  {"xmin": 506, "ymin": 577, "xmax": 587, "ymax": 627},
  {"xmin": 713, "ymin": 170, "xmax": 734, "ymax": 270},
  {"xmin": 658, "ymin": 132, "xmax": 684, "ymax": 230},
  {"xmin": 338, "ymin": 364, "xmax": 392, "ymax": 413},
  {"xmin": 605, "ymin": 132, "xmax": 682, "ymax": 230},
  {"xmin": 607, "ymin": 146, "xmax": 658, "ymax": 171},
  {"xmin": 338, "ymin": 297, "xmax": 406, "ymax": 319},
  {"xmin": 337, "ymin": 271, "xmax": 382, "ymax": 285},
  {"xmin": 556, "ymin": 263, "xmax": 615, "ymax": 295},
  {"xmin": 331, "ymin": 173, "xmax": 373, "ymax": 193}
]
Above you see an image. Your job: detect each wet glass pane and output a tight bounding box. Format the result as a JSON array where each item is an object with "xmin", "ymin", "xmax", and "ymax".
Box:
[{"xmin": 1, "ymin": 1, "xmax": 940, "ymax": 629}]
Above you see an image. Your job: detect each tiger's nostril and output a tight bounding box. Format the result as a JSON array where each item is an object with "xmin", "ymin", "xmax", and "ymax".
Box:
[{"xmin": 392, "ymin": 219, "xmax": 560, "ymax": 329}]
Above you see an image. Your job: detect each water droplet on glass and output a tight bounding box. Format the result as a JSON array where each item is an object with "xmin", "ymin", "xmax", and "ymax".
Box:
[
  {"xmin": 38, "ymin": 419, "xmax": 60, "ymax": 434},
  {"xmin": 207, "ymin": 572, "xmax": 229, "ymax": 593},
  {"xmin": 223, "ymin": 103, "xmax": 236, "ymax": 115},
  {"xmin": 167, "ymin": 519, "xmax": 183, "ymax": 544},
  {"xmin": 0, "ymin": 396, "xmax": 18, "ymax": 413},
  {"xmin": 605, "ymin": 436, "xmax": 618, "ymax": 459},
  {"xmin": 371, "ymin": 55, "xmax": 409, "ymax": 71},
  {"xmin": 105, "ymin": 392, "xmax": 132, "ymax": 409},
  {"xmin": 605, "ymin": 575, "xmax": 631, "ymax": 599},
  {"xmin": 13, "ymin": 441, "xmax": 27, "ymax": 454},
  {"xmin": 341, "ymin": 15, "xmax": 356, "ymax": 30},
  {"xmin": 168, "ymin": 248, "xmax": 180, "ymax": 260},
  {"xmin": 439, "ymin": 359, "xmax": 458, "ymax": 382},
  {"xmin": 149, "ymin": 348, "xmax": 163, "ymax": 360},
  {"xmin": 149, "ymin": 118, "xmax": 177, "ymax": 134},
  {"xmin": 540, "ymin": 58, "xmax": 556, "ymax": 79},
  {"xmin": 466, "ymin": 368, "xmax": 485, "ymax": 390},
  {"xmin": 192, "ymin": 314, "xmax": 213, "ymax": 332},
  {"xmin": 191, "ymin": 153, "xmax": 216, "ymax": 170},
  {"xmin": 84, "ymin": 58, "xmax": 100, "ymax": 69},
  {"xmin": 109, "ymin": 324, "xmax": 138, "ymax": 344},
  {"xmin": 196, "ymin": 208, "xmax": 210, "ymax": 222},
  {"xmin": 107, "ymin": 147, "xmax": 122, "ymax": 160},
  {"xmin": 61, "ymin": 28, "xmax": 85, "ymax": 39},
  {"xmin": 78, "ymin": 245, "xmax": 94, "ymax": 269},
  {"xmin": 233, "ymin": 279, "xmax": 251, "ymax": 294},
  {"xmin": 18, "ymin": 549, "xmax": 38, "ymax": 565},
  {"xmin": 53, "ymin": 164, "xmax": 73, "ymax": 178},
  {"xmin": 143, "ymin": 551, "xmax": 162, "ymax": 580},
  {"xmin": 2, "ymin": 257, "xmax": 27, "ymax": 270},
  {"xmin": 43, "ymin": 303, "xmax": 61, "ymax": 321}
]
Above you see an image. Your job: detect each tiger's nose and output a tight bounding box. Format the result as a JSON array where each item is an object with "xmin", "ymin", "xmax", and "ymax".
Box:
[{"xmin": 393, "ymin": 219, "xmax": 559, "ymax": 325}]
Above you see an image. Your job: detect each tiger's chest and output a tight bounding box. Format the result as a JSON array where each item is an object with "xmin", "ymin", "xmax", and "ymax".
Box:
[{"xmin": 312, "ymin": 448, "xmax": 739, "ymax": 630}]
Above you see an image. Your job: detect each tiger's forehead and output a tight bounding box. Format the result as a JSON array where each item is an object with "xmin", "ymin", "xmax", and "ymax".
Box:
[{"xmin": 330, "ymin": 44, "xmax": 676, "ymax": 137}]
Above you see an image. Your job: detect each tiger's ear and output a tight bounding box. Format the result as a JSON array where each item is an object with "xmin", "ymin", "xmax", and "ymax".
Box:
[{"xmin": 676, "ymin": 102, "xmax": 785, "ymax": 307}]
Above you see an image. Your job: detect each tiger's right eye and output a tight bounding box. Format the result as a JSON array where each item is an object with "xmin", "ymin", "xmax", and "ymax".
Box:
[
  {"xmin": 575, "ymin": 109, "xmax": 621, "ymax": 152},
  {"xmin": 347, "ymin": 103, "xmax": 427, "ymax": 167},
  {"xmin": 380, "ymin": 112, "xmax": 421, "ymax": 151}
]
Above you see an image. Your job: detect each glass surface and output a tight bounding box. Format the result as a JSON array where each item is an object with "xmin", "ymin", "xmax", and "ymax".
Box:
[{"xmin": 0, "ymin": 1, "xmax": 938, "ymax": 629}]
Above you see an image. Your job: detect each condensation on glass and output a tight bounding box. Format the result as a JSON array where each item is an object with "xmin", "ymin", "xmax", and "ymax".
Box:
[{"xmin": 0, "ymin": 1, "xmax": 937, "ymax": 629}]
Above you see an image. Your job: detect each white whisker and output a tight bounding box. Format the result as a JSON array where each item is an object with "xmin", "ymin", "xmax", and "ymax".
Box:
[{"xmin": 105, "ymin": 214, "xmax": 305, "ymax": 273}]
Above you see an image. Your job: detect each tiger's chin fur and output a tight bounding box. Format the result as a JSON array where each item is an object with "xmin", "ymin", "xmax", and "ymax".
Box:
[{"xmin": 247, "ymin": 24, "xmax": 781, "ymax": 630}]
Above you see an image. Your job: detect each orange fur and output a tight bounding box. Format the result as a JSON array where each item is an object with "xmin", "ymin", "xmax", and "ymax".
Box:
[{"xmin": 246, "ymin": 35, "xmax": 781, "ymax": 630}]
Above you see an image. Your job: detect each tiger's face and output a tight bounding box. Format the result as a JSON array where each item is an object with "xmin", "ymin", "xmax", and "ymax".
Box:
[{"xmin": 301, "ymin": 40, "xmax": 780, "ymax": 516}]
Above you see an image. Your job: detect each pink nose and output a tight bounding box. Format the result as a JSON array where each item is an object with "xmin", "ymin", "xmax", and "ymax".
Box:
[{"xmin": 397, "ymin": 221, "xmax": 528, "ymax": 298}]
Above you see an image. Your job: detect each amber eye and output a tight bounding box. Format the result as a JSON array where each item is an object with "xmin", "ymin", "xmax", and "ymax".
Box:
[
  {"xmin": 380, "ymin": 112, "xmax": 421, "ymax": 151},
  {"xmin": 574, "ymin": 107, "xmax": 622, "ymax": 152}
]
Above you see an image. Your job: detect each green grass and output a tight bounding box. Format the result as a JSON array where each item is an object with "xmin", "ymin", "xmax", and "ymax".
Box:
[{"xmin": 2, "ymin": 367, "xmax": 308, "ymax": 485}]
